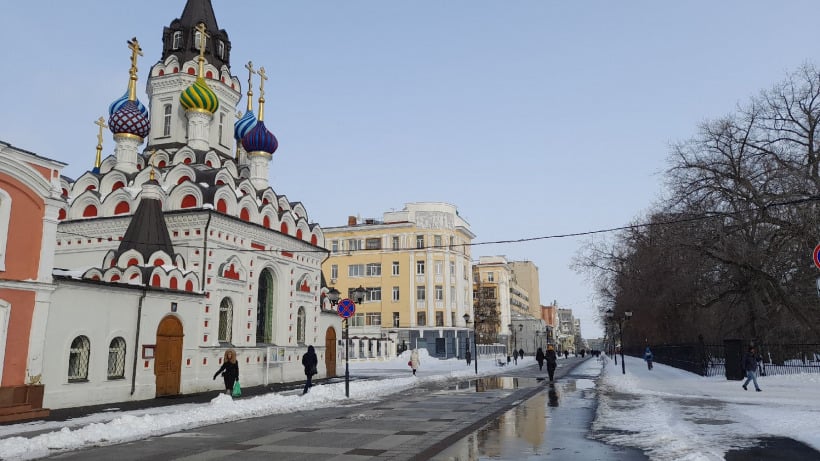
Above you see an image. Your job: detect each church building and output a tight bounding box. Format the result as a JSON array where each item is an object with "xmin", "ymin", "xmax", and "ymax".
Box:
[{"xmin": 0, "ymin": 0, "xmax": 341, "ymax": 412}]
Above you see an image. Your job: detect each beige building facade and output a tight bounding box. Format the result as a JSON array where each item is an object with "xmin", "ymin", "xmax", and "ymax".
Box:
[{"xmin": 322, "ymin": 202, "xmax": 475, "ymax": 359}]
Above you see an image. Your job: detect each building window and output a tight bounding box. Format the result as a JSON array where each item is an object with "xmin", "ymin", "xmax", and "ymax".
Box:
[
  {"xmin": 366, "ymin": 313, "xmax": 381, "ymax": 326},
  {"xmin": 416, "ymin": 260, "xmax": 425, "ymax": 275},
  {"xmin": 436, "ymin": 311, "xmax": 444, "ymax": 327},
  {"xmin": 435, "ymin": 261, "xmax": 443, "ymax": 275},
  {"xmin": 218, "ymin": 297, "xmax": 233, "ymax": 342},
  {"xmin": 416, "ymin": 235, "xmax": 424, "ymax": 249},
  {"xmin": 449, "ymin": 236, "xmax": 455, "ymax": 249},
  {"xmin": 350, "ymin": 313, "xmax": 364, "ymax": 327},
  {"xmin": 488, "ymin": 272, "xmax": 495, "ymax": 282},
  {"xmin": 217, "ymin": 40, "xmax": 225, "ymax": 59},
  {"xmin": 365, "ymin": 238, "xmax": 381, "ymax": 250},
  {"xmin": 330, "ymin": 264, "xmax": 338, "ymax": 280},
  {"xmin": 330, "ymin": 240, "xmax": 339, "ymax": 253},
  {"xmin": 451, "ymin": 312, "xmax": 456, "ymax": 326},
  {"xmin": 172, "ymin": 31, "xmax": 182, "ymax": 49},
  {"xmin": 392, "ymin": 236, "xmax": 400, "ymax": 250},
  {"xmin": 218, "ymin": 112, "xmax": 225, "ymax": 145},
  {"xmin": 347, "ymin": 239, "xmax": 362, "ymax": 251},
  {"xmin": 68, "ymin": 335, "xmax": 91, "ymax": 382},
  {"xmin": 366, "ymin": 287, "xmax": 382, "ymax": 302},
  {"xmin": 434, "ymin": 235, "xmax": 442, "ymax": 247},
  {"xmin": 392, "ymin": 261, "xmax": 399, "ymax": 276},
  {"xmin": 348, "ymin": 264, "xmax": 364, "ymax": 277},
  {"xmin": 392, "ymin": 286, "xmax": 400, "ymax": 301},
  {"xmin": 417, "ymin": 312, "xmax": 426, "ymax": 326},
  {"xmin": 450, "ymin": 286, "xmax": 456, "ymax": 302},
  {"xmin": 297, "ymin": 307, "xmax": 306, "ymax": 344},
  {"xmin": 0, "ymin": 190, "xmax": 10, "ymax": 271},
  {"xmin": 416, "ymin": 285, "xmax": 426, "ymax": 301},
  {"xmin": 449, "ymin": 261, "xmax": 455, "ymax": 277},
  {"xmin": 435, "ymin": 285, "xmax": 443, "ymax": 301},
  {"xmin": 393, "ymin": 312, "xmax": 400, "ymax": 328},
  {"xmin": 163, "ymin": 104, "xmax": 172, "ymax": 137},
  {"xmin": 366, "ymin": 263, "xmax": 381, "ymax": 276},
  {"xmin": 107, "ymin": 337, "xmax": 126, "ymax": 379}
]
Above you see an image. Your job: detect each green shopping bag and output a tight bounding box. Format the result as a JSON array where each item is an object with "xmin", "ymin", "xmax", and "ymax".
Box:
[{"xmin": 232, "ymin": 380, "xmax": 241, "ymax": 397}]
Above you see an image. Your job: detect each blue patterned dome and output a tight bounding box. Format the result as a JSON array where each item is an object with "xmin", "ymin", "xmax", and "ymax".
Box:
[
  {"xmin": 234, "ymin": 110, "xmax": 257, "ymax": 140},
  {"xmin": 109, "ymin": 91, "xmax": 148, "ymax": 117},
  {"xmin": 241, "ymin": 120, "xmax": 278, "ymax": 154},
  {"xmin": 109, "ymin": 100, "xmax": 150, "ymax": 139}
]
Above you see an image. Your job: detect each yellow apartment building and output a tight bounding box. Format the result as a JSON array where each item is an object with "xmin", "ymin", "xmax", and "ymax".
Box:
[
  {"xmin": 321, "ymin": 202, "xmax": 475, "ymax": 359},
  {"xmin": 509, "ymin": 261, "xmax": 541, "ymax": 317}
]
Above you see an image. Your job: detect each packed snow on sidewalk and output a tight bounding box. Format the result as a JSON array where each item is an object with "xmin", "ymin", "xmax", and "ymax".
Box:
[
  {"xmin": 593, "ymin": 355, "xmax": 820, "ymax": 460},
  {"xmin": 0, "ymin": 350, "xmax": 503, "ymax": 460}
]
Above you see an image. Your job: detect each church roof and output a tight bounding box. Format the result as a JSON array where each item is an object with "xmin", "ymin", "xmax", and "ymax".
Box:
[
  {"xmin": 115, "ymin": 181, "xmax": 175, "ymax": 261},
  {"xmin": 161, "ymin": 0, "xmax": 231, "ymax": 70}
]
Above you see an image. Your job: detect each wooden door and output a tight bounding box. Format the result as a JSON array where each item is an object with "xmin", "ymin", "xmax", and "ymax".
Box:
[
  {"xmin": 155, "ymin": 316, "xmax": 183, "ymax": 396},
  {"xmin": 325, "ymin": 327, "xmax": 337, "ymax": 378}
]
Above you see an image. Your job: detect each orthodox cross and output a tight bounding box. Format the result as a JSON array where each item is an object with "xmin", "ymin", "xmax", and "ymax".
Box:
[
  {"xmin": 94, "ymin": 117, "xmax": 107, "ymax": 171},
  {"xmin": 245, "ymin": 61, "xmax": 256, "ymax": 111},
  {"xmin": 195, "ymin": 22, "xmax": 209, "ymax": 77},
  {"xmin": 257, "ymin": 66, "xmax": 268, "ymax": 121},
  {"xmin": 127, "ymin": 37, "xmax": 143, "ymax": 101}
]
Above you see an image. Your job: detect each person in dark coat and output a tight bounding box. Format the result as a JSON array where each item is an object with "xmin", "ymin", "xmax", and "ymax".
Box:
[
  {"xmin": 519, "ymin": 348, "xmax": 525, "ymax": 359},
  {"xmin": 513, "ymin": 349, "xmax": 518, "ymax": 365},
  {"xmin": 546, "ymin": 344, "xmax": 558, "ymax": 382},
  {"xmin": 644, "ymin": 346, "xmax": 654, "ymax": 370},
  {"xmin": 213, "ymin": 349, "xmax": 239, "ymax": 395},
  {"xmin": 465, "ymin": 348, "xmax": 472, "ymax": 366},
  {"xmin": 535, "ymin": 347, "xmax": 545, "ymax": 371},
  {"xmin": 302, "ymin": 345, "xmax": 319, "ymax": 394},
  {"xmin": 742, "ymin": 346, "xmax": 762, "ymax": 392}
]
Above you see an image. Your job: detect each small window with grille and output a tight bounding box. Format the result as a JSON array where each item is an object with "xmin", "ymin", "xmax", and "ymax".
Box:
[
  {"xmin": 68, "ymin": 336, "xmax": 91, "ymax": 382},
  {"xmin": 107, "ymin": 337, "xmax": 127, "ymax": 379}
]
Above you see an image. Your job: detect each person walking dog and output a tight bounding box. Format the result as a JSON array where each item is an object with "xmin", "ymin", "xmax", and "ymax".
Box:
[
  {"xmin": 213, "ymin": 349, "xmax": 239, "ymax": 396},
  {"xmin": 302, "ymin": 345, "xmax": 318, "ymax": 395}
]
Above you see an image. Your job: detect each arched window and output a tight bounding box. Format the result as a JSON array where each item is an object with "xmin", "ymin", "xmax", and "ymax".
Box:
[
  {"xmin": 83, "ymin": 204, "xmax": 98, "ymax": 217},
  {"xmin": 280, "ymin": 223, "xmax": 288, "ymax": 234},
  {"xmin": 0, "ymin": 189, "xmax": 11, "ymax": 271},
  {"xmin": 114, "ymin": 201, "xmax": 130, "ymax": 215},
  {"xmin": 217, "ymin": 199, "xmax": 227, "ymax": 213},
  {"xmin": 172, "ymin": 31, "xmax": 182, "ymax": 49},
  {"xmin": 107, "ymin": 337, "xmax": 126, "ymax": 379},
  {"xmin": 218, "ymin": 297, "xmax": 233, "ymax": 343},
  {"xmin": 297, "ymin": 306, "xmax": 306, "ymax": 345},
  {"xmin": 257, "ymin": 269, "xmax": 274, "ymax": 343},
  {"xmin": 68, "ymin": 335, "xmax": 91, "ymax": 382},
  {"xmin": 240, "ymin": 208, "xmax": 250, "ymax": 221},
  {"xmin": 181, "ymin": 194, "xmax": 197, "ymax": 208}
]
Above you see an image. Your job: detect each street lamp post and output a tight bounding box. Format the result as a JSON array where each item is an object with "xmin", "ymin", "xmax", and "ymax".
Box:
[
  {"xmin": 606, "ymin": 308, "xmax": 633, "ymax": 374},
  {"xmin": 464, "ymin": 313, "xmax": 478, "ymax": 375},
  {"xmin": 327, "ymin": 286, "xmax": 366, "ymax": 398}
]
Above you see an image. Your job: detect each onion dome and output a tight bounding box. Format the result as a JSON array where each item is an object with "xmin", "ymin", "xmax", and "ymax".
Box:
[
  {"xmin": 234, "ymin": 110, "xmax": 257, "ymax": 140},
  {"xmin": 241, "ymin": 120, "xmax": 278, "ymax": 154},
  {"xmin": 109, "ymin": 91, "xmax": 148, "ymax": 117},
  {"xmin": 109, "ymin": 100, "xmax": 150, "ymax": 139},
  {"xmin": 180, "ymin": 77, "xmax": 219, "ymax": 114}
]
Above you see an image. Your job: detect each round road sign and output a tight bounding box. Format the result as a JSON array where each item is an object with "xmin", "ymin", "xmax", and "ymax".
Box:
[
  {"xmin": 337, "ymin": 298, "xmax": 356, "ymax": 318},
  {"xmin": 813, "ymin": 244, "xmax": 820, "ymax": 270}
]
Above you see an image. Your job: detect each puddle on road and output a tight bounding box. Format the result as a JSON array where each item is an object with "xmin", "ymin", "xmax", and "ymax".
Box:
[{"xmin": 443, "ymin": 376, "xmax": 539, "ymax": 393}]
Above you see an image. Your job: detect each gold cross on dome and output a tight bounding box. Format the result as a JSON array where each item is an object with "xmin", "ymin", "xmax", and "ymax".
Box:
[{"xmin": 94, "ymin": 117, "xmax": 107, "ymax": 146}]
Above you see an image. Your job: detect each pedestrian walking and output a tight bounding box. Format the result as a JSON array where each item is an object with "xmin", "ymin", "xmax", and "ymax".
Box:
[
  {"xmin": 519, "ymin": 348, "xmax": 525, "ymax": 359},
  {"xmin": 465, "ymin": 348, "xmax": 472, "ymax": 366},
  {"xmin": 535, "ymin": 347, "xmax": 545, "ymax": 371},
  {"xmin": 563, "ymin": 350, "xmax": 569, "ymax": 359},
  {"xmin": 644, "ymin": 346, "xmax": 654, "ymax": 370},
  {"xmin": 546, "ymin": 344, "xmax": 558, "ymax": 382},
  {"xmin": 212, "ymin": 349, "xmax": 239, "ymax": 396},
  {"xmin": 513, "ymin": 349, "xmax": 518, "ymax": 365},
  {"xmin": 742, "ymin": 346, "xmax": 762, "ymax": 392},
  {"xmin": 301, "ymin": 345, "xmax": 318, "ymax": 395},
  {"xmin": 410, "ymin": 349, "xmax": 420, "ymax": 376}
]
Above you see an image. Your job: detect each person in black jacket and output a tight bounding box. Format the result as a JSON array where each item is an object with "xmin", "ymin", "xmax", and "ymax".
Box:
[
  {"xmin": 546, "ymin": 344, "xmax": 558, "ymax": 382},
  {"xmin": 302, "ymin": 345, "xmax": 319, "ymax": 395},
  {"xmin": 213, "ymin": 349, "xmax": 239, "ymax": 395},
  {"xmin": 535, "ymin": 347, "xmax": 545, "ymax": 371},
  {"xmin": 741, "ymin": 346, "xmax": 762, "ymax": 392}
]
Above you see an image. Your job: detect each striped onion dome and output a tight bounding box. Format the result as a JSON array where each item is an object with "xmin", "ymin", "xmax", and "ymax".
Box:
[
  {"xmin": 241, "ymin": 120, "xmax": 278, "ymax": 154},
  {"xmin": 234, "ymin": 110, "xmax": 257, "ymax": 140},
  {"xmin": 180, "ymin": 77, "xmax": 219, "ymax": 114},
  {"xmin": 109, "ymin": 100, "xmax": 150, "ymax": 139},
  {"xmin": 109, "ymin": 91, "xmax": 148, "ymax": 117}
]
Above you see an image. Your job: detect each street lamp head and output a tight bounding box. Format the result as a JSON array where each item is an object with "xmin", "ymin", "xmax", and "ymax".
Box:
[
  {"xmin": 327, "ymin": 287, "xmax": 341, "ymax": 305},
  {"xmin": 463, "ymin": 313, "xmax": 471, "ymax": 324},
  {"xmin": 352, "ymin": 285, "xmax": 366, "ymax": 304}
]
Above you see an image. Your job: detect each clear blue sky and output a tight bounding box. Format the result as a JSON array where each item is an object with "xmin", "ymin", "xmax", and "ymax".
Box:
[{"xmin": 1, "ymin": 1, "xmax": 817, "ymax": 337}]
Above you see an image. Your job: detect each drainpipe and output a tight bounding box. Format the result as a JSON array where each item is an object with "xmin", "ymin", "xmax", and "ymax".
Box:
[{"xmin": 131, "ymin": 285, "xmax": 148, "ymax": 395}]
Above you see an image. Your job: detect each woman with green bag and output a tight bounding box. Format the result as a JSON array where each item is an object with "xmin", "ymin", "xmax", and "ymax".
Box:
[{"xmin": 213, "ymin": 349, "xmax": 239, "ymax": 396}]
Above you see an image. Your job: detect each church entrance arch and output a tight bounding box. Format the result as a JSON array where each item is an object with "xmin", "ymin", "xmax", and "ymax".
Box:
[
  {"xmin": 325, "ymin": 327, "xmax": 337, "ymax": 378},
  {"xmin": 155, "ymin": 315, "xmax": 183, "ymax": 396}
]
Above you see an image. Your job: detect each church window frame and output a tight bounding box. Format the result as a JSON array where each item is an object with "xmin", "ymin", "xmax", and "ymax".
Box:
[
  {"xmin": 296, "ymin": 306, "xmax": 306, "ymax": 345},
  {"xmin": 217, "ymin": 41, "xmax": 225, "ymax": 60},
  {"xmin": 0, "ymin": 189, "xmax": 11, "ymax": 271},
  {"xmin": 218, "ymin": 297, "xmax": 233, "ymax": 343},
  {"xmin": 194, "ymin": 31, "xmax": 207, "ymax": 50},
  {"xmin": 172, "ymin": 31, "xmax": 182, "ymax": 50},
  {"xmin": 107, "ymin": 337, "xmax": 126, "ymax": 380},
  {"xmin": 163, "ymin": 104, "xmax": 172, "ymax": 137},
  {"xmin": 67, "ymin": 335, "xmax": 91, "ymax": 382}
]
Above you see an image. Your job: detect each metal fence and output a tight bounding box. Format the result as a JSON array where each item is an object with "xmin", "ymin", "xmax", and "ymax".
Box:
[{"xmin": 630, "ymin": 343, "xmax": 820, "ymax": 378}]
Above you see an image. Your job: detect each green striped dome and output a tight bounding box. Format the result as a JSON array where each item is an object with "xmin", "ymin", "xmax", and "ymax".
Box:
[{"xmin": 180, "ymin": 77, "xmax": 219, "ymax": 114}]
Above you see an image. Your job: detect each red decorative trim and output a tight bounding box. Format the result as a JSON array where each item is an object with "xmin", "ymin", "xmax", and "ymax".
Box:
[{"xmin": 281, "ymin": 251, "xmax": 293, "ymax": 258}]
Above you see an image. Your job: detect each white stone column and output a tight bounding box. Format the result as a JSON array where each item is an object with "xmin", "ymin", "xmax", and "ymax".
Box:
[
  {"xmin": 248, "ymin": 151, "xmax": 271, "ymax": 190},
  {"xmin": 114, "ymin": 134, "xmax": 142, "ymax": 173},
  {"xmin": 186, "ymin": 110, "xmax": 213, "ymax": 151}
]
